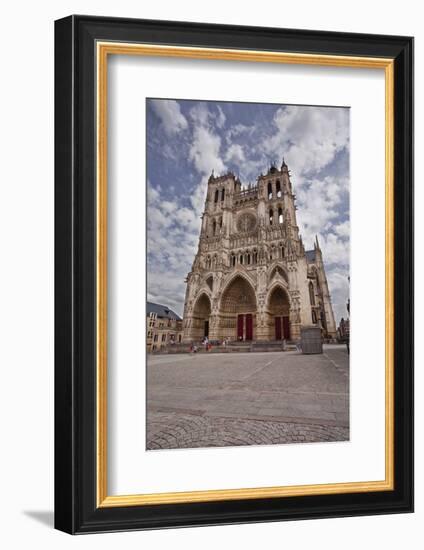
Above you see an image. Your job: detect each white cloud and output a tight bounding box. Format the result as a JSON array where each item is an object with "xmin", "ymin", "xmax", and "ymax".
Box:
[
  {"xmin": 150, "ymin": 99, "xmax": 188, "ymax": 136},
  {"xmin": 147, "ymin": 180, "xmax": 203, "ymax": 316},
  {"xmin": 296, "ymin": 175, "xmax": 348, "ymax": 246},
  {"xmin": 189, "ymin": 126, "xmax": 226, "ymax": 175},
  {"xmin": 334, "ymin": 220, "xmax": 350, "ymax": 239},
  {"xmin": 226, "ymin": 123, "xmax": 255, "ymax": 140},
  {"xmin": 189, "ymin": 103, "xmax": 211, "ymax": 126},
  {"xmin": 189, "ymin": 102, "xmax": 227, "ymax": 130},
  {"xmin": 318, "ymin": 232, "xmax": 349, "ymax": 266},
  {"xmin": 262, "ymin": 105, "xmax": 349, "ymax": 185},
  {"xmin": 189, "ymin": 175, "xmax": 209, "ymax": 214},
  {"xmin": 225, "ymin": 143, "xmax": 245, "ymax": 164},
  {"xmin": 216, "ymin": 106, "xmax": 226, "ymax": 128}
]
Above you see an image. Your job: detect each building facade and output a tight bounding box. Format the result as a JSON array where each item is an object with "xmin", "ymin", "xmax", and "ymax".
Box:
[
  {"xmin": 182, "ymin": 160, "xmax": 337, "ymax": 343},
  {"xmin": 337, "ymin": 317, "xmax": 350, "ymax": 342},
  {"xmin": 147, "ymin": 302, "xmax": 183, "ymax": 352}
]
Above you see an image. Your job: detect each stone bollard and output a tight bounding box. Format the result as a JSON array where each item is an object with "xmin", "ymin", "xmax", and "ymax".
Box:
[{"xmin": 300, "ymin": 326, "xmax": 323, "ymax": 354}]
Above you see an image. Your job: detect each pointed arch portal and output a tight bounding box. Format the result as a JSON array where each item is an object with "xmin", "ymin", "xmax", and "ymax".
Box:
[
  {"xmin": 219, "ymin": 275, "xmax": 256, "ymax": 341},
  {"xmin": 192, "ymin": 293, "xmax": 211, "ymax": 339},
  {"xmin": 268, "ymin": 286, "xmax": 290, "ymax": 340}
]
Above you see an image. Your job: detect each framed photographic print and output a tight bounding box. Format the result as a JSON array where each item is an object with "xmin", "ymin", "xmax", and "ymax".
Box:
[{"xmin": 54, "ymin": 15, "xmax": 413, "ymax": 533}]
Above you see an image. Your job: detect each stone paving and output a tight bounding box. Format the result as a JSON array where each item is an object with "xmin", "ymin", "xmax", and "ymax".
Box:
[{"xmin": 146, "ymin": 345, "xmax": 349, "ymax": 450}]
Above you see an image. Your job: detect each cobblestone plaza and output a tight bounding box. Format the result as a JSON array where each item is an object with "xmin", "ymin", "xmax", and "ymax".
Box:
[{"xmin": 146, "ymin": 345, "xmax": 349, "ymax": 450}]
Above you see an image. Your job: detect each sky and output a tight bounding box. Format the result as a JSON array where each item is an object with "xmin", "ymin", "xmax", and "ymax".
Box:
[{"xmin": 146, "ymin": 98, "xmax": 350, "ymax": 324}]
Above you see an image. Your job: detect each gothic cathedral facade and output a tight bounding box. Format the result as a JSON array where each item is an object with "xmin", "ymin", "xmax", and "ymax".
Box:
[{"xmin": 182, "ymin": 160, "xmax": 337, "ymax": 343}]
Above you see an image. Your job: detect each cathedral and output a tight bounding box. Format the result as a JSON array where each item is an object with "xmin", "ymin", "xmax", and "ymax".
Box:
[{"xmin": 182, "ymin": 159, "xmax": 337, "ymax": 343}]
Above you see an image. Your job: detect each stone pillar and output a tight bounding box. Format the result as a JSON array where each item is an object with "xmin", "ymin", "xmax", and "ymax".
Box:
[
  {"xmin": 255, "ymin": 267, "xmax": 268, "ymax": 341},
  {"xmin": 255, "ymin": 306, "xmax": 268, "ymax": 341},
  {"xmin": 289, "ymin": 313, "xmax": 301, "ymax": 341},
  {"xmin": 208, "ymin": 314, "xmax": 220, "ymax": 340},
  {"xmin": 289, "ymin": 291, "xmax": 302, "ymax": 341}
]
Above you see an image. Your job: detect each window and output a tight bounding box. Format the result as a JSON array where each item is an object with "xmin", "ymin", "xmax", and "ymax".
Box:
[
  {"xmin": 239, "ymin": 254, "xmax": 243, "ymax": 265},
  {"xmin": 162, "ymin": 334, "xmax": 166, "ymax": 342},
  {"xmin": 309, "ymin": 281, "xmax": 315, "ymax": 306},
  {"xmin": 253, "ymin": 251, "xmax": 258, "ymax": 264},
  {"xmin": 213, "ymin": 220, "xmax": 216, "ymax": 235},
  {"xmin": 269, "ymin": 208, "xmax": 273, "ymax": 225},
  {"xmin": 214, "ymin": 189, "xmax": 219, "ymax": 203},
  {"xmin": 221, "ymin": 188, "xmax": 225, "ymax": 201},
  {"xmin": 278, "ymin": 207, "xmax": 283, "ymax": 224},
  {"xmin": 276, "ymin": 180, "xmax": 281, "ymax": 198},
  {"xmin": 312, "ymin": 310, "xmax": 317, "ymax": 324},
  {"xmin": 154, "ymin": 334, "xmax": 158, "ymax": 342},
  {"xmin": 247, "ymin": 253, "xmax": 251, "ymax": 265},
  {"xmin": 268, "ymin": 182, "xmax": 273, "ymax": 200}
]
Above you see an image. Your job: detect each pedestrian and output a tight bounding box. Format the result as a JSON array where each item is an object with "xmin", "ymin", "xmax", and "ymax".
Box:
[{"xmin": 203, "ymin": 336, "xmax": 209, "ymax": 352}]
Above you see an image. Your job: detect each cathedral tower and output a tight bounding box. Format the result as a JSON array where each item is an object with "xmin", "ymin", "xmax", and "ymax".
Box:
[{"xmin": 182, "ymin": 160, "xmax": 337, "ymax": 343}]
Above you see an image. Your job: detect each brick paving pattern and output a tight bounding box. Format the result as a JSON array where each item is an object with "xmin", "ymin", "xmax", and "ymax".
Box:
[{"xmin": 147, "ymin": 345, "xmax": 349, "ymax": 450}]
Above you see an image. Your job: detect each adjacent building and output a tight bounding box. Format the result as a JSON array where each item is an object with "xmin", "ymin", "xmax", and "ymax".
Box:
[
  {"xmin": 182, "ymin": 159, "xmax": 337, "ymax": 342},
  {"xmin": 147, "ymin": 302, "xmax": 183, "ymax": 352},
  {"xmin": 337, "ymin": 317, "xmax": 350, "ymax": 342}
]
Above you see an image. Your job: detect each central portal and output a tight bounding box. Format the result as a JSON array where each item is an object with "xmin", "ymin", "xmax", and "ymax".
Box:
[
  {"xmin": 220, "ymin": 275, "xmax": 256, "ymax": 341},
  {"xmin": 237, "ymin": 313, "xmax": 253, "ymax": 341}
]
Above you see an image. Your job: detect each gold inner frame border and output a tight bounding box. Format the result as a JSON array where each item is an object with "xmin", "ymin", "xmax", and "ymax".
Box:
[{"xmin": 96, "ymin": 42, "xmax": 394, "ymax": 508}]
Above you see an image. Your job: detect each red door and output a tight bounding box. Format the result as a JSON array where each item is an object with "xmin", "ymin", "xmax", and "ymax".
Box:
[
  {"xmin": 237, "ymin": 314, "xmax": 244, "ymax": 340},
  {"xmin": 275, "ymin": 316, "xmax": 282, "ymax": 340},
  {"xmin": 245, "ymin": 314, "xmax": 253, "ymax": 340},
  {"xmin": 283, "ymin": 316, "xmax": 290, "ymax": 340}
]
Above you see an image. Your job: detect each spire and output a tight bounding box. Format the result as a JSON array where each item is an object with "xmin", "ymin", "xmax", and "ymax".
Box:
[
  {"xmin": 281, "ymin": 157, "xmax": 288, "ymax": 170},
  {"xmin": 269, "ymin": 159, "xmax": 277, "ymax": 174},
  {"xmin": 315, "ymin": 235, "xmax": 321, "ymax": 250}
]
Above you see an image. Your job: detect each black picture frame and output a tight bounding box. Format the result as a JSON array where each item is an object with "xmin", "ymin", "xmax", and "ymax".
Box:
[{"xmin": 55, "ymin": 15, "xmax": 414, "ymax": 534}]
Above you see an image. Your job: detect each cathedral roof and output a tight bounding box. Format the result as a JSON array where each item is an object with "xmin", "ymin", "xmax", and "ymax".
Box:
[
  {"xmin": 147, "ymin": 301, "xmax": 182, "ymax": 320},
  {"xmin": 305, "ymin": 249, "xmax": 316, "ymax": 263}
]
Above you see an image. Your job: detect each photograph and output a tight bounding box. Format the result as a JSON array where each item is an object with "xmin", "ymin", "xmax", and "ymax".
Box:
[
  {"xmin": 49, "ymin": 9, "xmax": 413, "ymax": 536},
  {"xmin": 146, "ymin": 98, "xmax": 351, "ymax": 450}
]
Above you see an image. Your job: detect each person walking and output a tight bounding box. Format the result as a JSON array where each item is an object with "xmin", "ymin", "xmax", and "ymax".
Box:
[{"xmin": 203, "ymin": 336, "xmax": 209, "ymax": 352}]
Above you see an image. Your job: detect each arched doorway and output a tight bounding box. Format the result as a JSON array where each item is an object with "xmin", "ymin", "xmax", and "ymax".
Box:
[
  {"xmin": 192, "ymin": 293, "xmax": 211, "ymax": 340},
  {"xmin": 220, "ymin": 275, "xmax": 256, "ymax": 341},
  {"xmin": 268, "ymin": 286, "xmax": 290, "ymax": 340}
]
